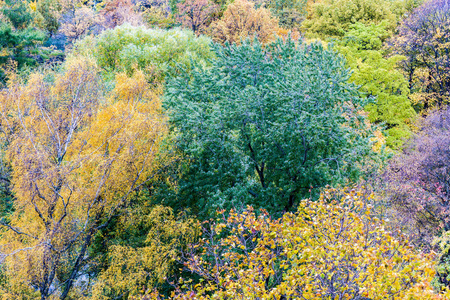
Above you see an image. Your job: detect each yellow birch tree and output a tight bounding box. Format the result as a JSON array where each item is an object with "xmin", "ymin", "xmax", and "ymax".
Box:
[{"xmin": 0, "ymin": 57, "xmax": 167, "ymax": 300}]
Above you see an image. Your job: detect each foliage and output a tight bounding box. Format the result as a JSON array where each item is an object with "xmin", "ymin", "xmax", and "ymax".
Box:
[
  {"xmin": 142, "ymin": 6, "xmax": 178, "ymax": 29},
  {"xmin": 1, "ymin": 0, "xmax": 449, "ymax": 296},
  {"xmin": 0, "ymin": 59, "xmax": 167, "ymax": 299},
  {"xmin": 381, "ymin": 107, "xmax": 450, "ymax": 289},
  {"xmin": 434, "ymin": 231, "xmax": 450, "ymax": 290},
  {"xmin": 390, "ymin": 0, "xmax": 450, "ymax": 109},
  {"xmin": 0, "ymin": 0, "xmax": 47, "ymax": 84},
  {"xmin": 176, "ymin": 0, "xmax": 218, "ymax": 35},
  {"xmin": 91, "ymin": 205, "xmax": 200, "ymax": 300},
  {"xmin": 1, "ymin": 0, "xmax": 35, "ymax": 29},
  {"xmin": 264, "ymin": 0, "xmax": 307, "ymax": 29},
  {"xmin": 301, "ymin": 0, "xmax": 402, "ymax": 38},
  {"xmin": 334, "ymin": 22, "xmax": 416, "ymax": 149},
  {"xmin": 0, "ymin": 24, "xmax": 47, "ymax": 83},
  {"xmin": 73, "ymin": 23, "xmax": 214, "ymax": 82},
  {"xmin": 34, "ymin": 0, "xmax": 61, "ymax": 36},
  {"xmin": 100, "ymin": 0, "xmax": 144, "ymax": 29},
  {"xmin": 59, "ymin": 4, "xmax": 103, "ymax": 42},
  {"xmin": 209, "ymin": 0, "xmax": 281, "ymax": 45},
  {"xmin": 164, "ymin": 38, "xmax": 379, "ymax": 216},
  {"xmin": 147, "ymin": 188, "xmax": 446, "ymax": 299},
  {"xmin": 383, "ymin": 108, "xmax": 450, "ymax": 249}
]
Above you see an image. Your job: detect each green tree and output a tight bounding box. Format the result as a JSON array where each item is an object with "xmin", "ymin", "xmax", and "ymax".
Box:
[
  {"xmin": 164, "ymin": 38, "xmax": 379, "ymax": 217},
  {"xmin": 0, "ymin": 0, "xmax": 47, "ymax": 84},
  {"xmin": 334, "ymin": 22, "xmax": 416, "ymax": 149},
  {"xmin": 35, "ymin": 0, "xmax": 61, "ymax": 37},
  {"xmin": 301, "ymin": 0, "xmax": 410, "ymax": 38},
  {"xmin": 73, "ymin": 23, "xmax": 214, "ymax": 83},
  {"xmin": 1, "ymin": 0, "xmax": 34, "ymax": 29}
]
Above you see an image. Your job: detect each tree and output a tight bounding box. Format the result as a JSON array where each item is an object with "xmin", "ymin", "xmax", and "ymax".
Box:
[
  {"xmin": 100, "ymin": 0, "xmax": 144, "ymax": 29},
  {"xmin": 34, "ymin": 0, "xmax": 61, "ymax": 37},
  {"xmin": 90, "ymin": 205, "xmax": 200, "ymax": 299},
  {"xmin": 176, "ymin": 0, "xmax": 218, "ymax": 35},
  {"xmin": 146, "ymin": 188, "xmax": 447, "ymax": 299},
  {"xmin": 142, "ymin": 6, "xmax": 178, "ymax": 29},
  {"xmin": 335, "ymin": 22, "xmax": 416, "ymax": 149},
  {"xmin": 1, "ymin": 0, "xmax": 35, "ymax": 29},
  {"xmin": 59, "ymin": 5, "xmax": 103, "ymax": 42},
  {"xmin": 73, "ymin": 23, "xmax": 214, "ymax": 82},
  {"xmin": 383, "ymin": 108, "xmax": 450, "ymax": 249},
  {"xmin": 209, "ymin": 0, "xmax": 281, "ymax": 45},
  {"xmin": 0, "ymin": 0, "xmax": 47, "ymax": 84},
  {"xmin": 164, "ymin": 38, "xmax": 379, "ymax": 216},
  {"xmin": 265, "ymin": 0, "xmax": 307, "ymax": 29},
  {"xmin": 382, "ymin": 107, "xmax": 450, "ymax": 288},
  {"xmin": 390, "ymin": 0, "xmax": 450, "ymax": 109},
  {"xmin": 301, "ymin": 0, "xmax": 400, "ymax": 38},
  {"xmin": 0, "ymin": 58, "xmax": 167, "ymax": 299}
]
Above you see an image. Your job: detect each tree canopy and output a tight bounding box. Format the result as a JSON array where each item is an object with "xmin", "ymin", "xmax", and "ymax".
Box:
[
  {"xmin": 301, "ymin": 0, "xmax": 398, "ymax": 38},
  {"xmin": 2, "ymin": 0, "xmax": 450, "ymax": 298},
  {"xmin": 164, "ymin": 38, "xmax": 378, "ymax": 216},
  {"xmin": 0, "ymin": 58, "xmax": 167, "ymax": 299},
  {"xmin": 391, "ymin": 0, "xmax": 450, "ymax": 109},
  {"xmin": 148, "ymin": 188, "xmax": 445, "ymax": 299},
  {"xmin": 335, "ymin": 22, "xmax": 416, "ymax": 148},
  {"xmin": 73, "ymin": 23, "xmax": 214, "ymax": 82}
]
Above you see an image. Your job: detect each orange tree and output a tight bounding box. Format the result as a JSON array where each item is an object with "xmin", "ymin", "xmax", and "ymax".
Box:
[{"xmin": 209, "ymin": 0, "xmax": 284, "ymax": 45}]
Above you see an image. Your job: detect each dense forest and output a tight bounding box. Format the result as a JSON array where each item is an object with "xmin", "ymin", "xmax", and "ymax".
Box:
[{"xmin": 1, "ymin": 0, "xmax": 450, "ymax": 298}]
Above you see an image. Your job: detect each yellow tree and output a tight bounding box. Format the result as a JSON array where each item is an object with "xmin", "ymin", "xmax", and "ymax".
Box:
[
  {"xmin": 0, "ymin": 58, "xmax": 167, "ymax": 299},
  {"xmin": 90, "ymin": 205, "xmax": 200, "ymax": 300},
  {"xmin": 146, "ymin": 188, "xmax": 449, "ymax": 299}
]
